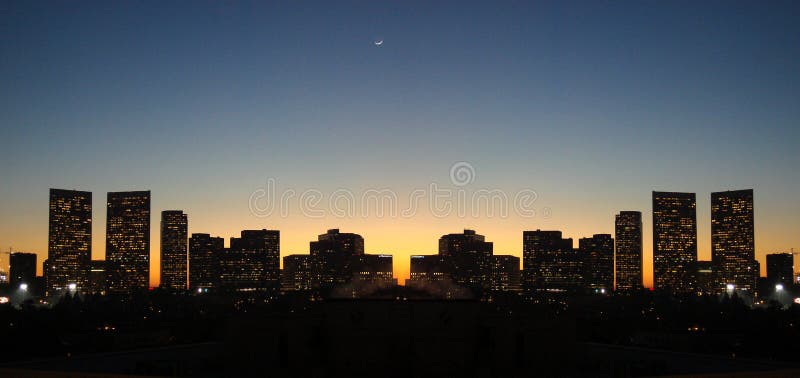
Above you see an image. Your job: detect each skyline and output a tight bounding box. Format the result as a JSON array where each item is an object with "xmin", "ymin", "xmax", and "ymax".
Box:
[
  {"xmin": 1, "ymin": 184, "xmax": 792, "ymax": 288},
  {"xmin": 2, "ymin": 1, "xmax": 799, "ymax": 287}
]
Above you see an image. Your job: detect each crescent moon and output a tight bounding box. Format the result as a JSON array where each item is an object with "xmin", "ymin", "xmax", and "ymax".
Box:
[{"xmin": 374, "ymin": 40, "xmax": 383, "ymax": 46}]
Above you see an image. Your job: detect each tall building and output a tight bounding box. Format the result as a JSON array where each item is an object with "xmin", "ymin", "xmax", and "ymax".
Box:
[
  {"xmin": 580, "ymin": 234, "xmax": 614, "ymax": 291},
  {"xmin": 766, "ymin": 253, "xmax": 793, "ymax": 286},
  {"xmin": 652, "ymin": 192, "xmax": 697, "ymax": 293},
  {"xmin": 615, "ymin": 211, "xmax": 643, "ymax": 291},
  {"xmin": 438, "ymin": 229, "xmax": 493, "ymax": 289},
  {"xmin": 10, "ymin": 252, "xmax": 37, "ymax": 289},
  {"xmin": 106, "ymin": 191, "xmax": 151, "ymax": 292},
  {"xmin": 47, "ymin": 189, "xmax": 92, "ymax": 294},
  {"xmin": 160, "ymin": 210, "xmax": 188, "ymax": 290},
  {"xmin": 711, "ymin": 189, "xmax": 756, "ymax": 292},
  {"xmin": 189, "ymin": 233, "xmax": 224, "ymax": 291},
  {"xmin": 523, "ymin": 230, "xmax": 581, "ymax": 291},
  {"xmin": 218, "ymin": 229, "xmax": 280, "ymax": 291}
]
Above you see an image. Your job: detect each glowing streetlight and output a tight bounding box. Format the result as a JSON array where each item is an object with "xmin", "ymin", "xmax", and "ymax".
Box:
[
  {"xmin": 19, "ymin": 283, "xmax": 28, "ymax": 291},
  {"xmin": 776, "ymin": 284, "xmax": 784, "ymax": 292},
  {"xmin": 68, "ymin": 283, "xmax": 77, "ymax": 291},
  {"xmin": 726, "ymin": 283, "xmax": 735, "ymax": 291}
]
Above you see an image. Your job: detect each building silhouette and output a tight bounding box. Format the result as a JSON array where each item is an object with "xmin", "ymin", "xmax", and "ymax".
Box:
[
  {"xmin": 711, "ymin": 189, "xmax": 756, "ymax": 292},
  {"xmin": 766, "ymin": 253, "xmax": 794, "ymax": 287},
  {"xmin": 189, "ymin": 233, "xmax": 224, "ymax": 291},
  {"xmin": 652, "ymin": 191, "xmax": 697, "ymax": 293},
  {"xmin": 438, "ymin": 229, "xmax": 493, "ymax": 289},
  {"xmin": 106, "ymin": 191, "xmax": 151, "ymax": 292},
  {"xmin": 281, "ymin": 229, "xmax": 395, "ymax": 297},
  {"xmin": 218, "ymin": 229, "xmax": 280, "ymax": 291},
  {"xmin": 695, "ymin": 261, "xmax": 717, "ymax": 294},
  {"xmin": 160, "ymin": 210, "xmax": 188, "ymax": 290},
  {"xmin": 309, "ymin": 229, "xmax": 364, "ymax": 288},
  {"xmin": 523, "ymin": 230, "xmax": 581, "ymax": 291},
  {"xmin": 10, "ymin": 252, "xmax": 36, "ymax": 290},
  {"xmin": 88, "ymin": 260, "xmax": 110, "ymax": 295},
  {"xmin": 281, "ymin": 254, "xmax": 313, "ymax": 292},
  {"xmin": 615, "ymin": 211, "xmax": 643, "ymax": 291},
  {"xmin": 491, "ymin": 255, "xmax": 521, "ymax": 292},
  {"xmin": 580, "ymin": 234, "xmax": 614, "ymax": 291},
  {"xmin": 47, "ymin": 189, "xmax": 92, "ymax": 295},
  {"xmin": 408, "ymin": 255, "xmax": 448, "ymax": 284}
]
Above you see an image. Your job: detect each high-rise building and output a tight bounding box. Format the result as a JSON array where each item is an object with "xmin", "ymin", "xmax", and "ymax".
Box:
[
  {"xmin": 694, "ymin": 261, "xmax": 717, "ymax": 294},
  {"xmin": 438, "ymin": 229, "xmax": 493, "ymax": 289},
  {"xmin": 160, "ymin": 210, "xmax": 188, "ymax": 290},
  {"xmin": 711, "ymin": 189, "xmax": 756, "ymax": 292},
  {"xmin": 189, "ymin": 233, "xmax": 224, "ymax": 291},
  {"xmin": 491, "ymin": 255, "xmax": 521, "ymax": 292},
  {"xmin": 615, "ymin": 211, "xmax": 643, "ymax": 291},
  {"xmin": 47, "ymin": 189, "xmax": 92, "ymax": 294},
  {"xmin": 352, "ymin": 254, "xmax": 394, "ymax": 285},
  {"xmin": 766, "ymin": 253, "xmax": 794, "ymax": 286},
  {"xmin": 652, "ymin": 192, "xmax": 697, "ymax": 293},
  {"xmin": 218, "ymin": 229, "xmax": 280, "ymax": 291},
  {"xmin": 580, "ymin": 234, "xmax": 614, "ymax": 291},
  {"xmin": 10, "ymin": 252, "xmax": 37, "ymax": 290},
  {"xmin": 523, "ymin": 230, "xmax": 581, "ymax": 291},
  {"xmin": 106, "ymin": 191, "xmax": 151, "ymax": 292}
]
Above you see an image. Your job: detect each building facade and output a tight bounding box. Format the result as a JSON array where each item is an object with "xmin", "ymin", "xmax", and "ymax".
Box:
[
  {"xmin": 580, "ymin": 234, "xmax": 614, "ymax": 291},
  {"xmin": 615, "ymin": 211, "xmax": 643, "ymax": 291},
  {"xmin": 188, "ymin": 233, "xmax": 224, "ymax": 291},
  {"xmin": 766, "ymin": 253, "xmax": 794, "ymax": 286},
  {"xmin": 711, "ymin": 189, "xmax": 756, "ymax": 292},
  {"xmin": 523, "ymin": 230, "xmax": 581, "ymax": 291},
  {"xmin": 10, "ymin": 252, "xmax": 37, "ymax": 290},
  {"xmin": 47, "ymin": 189, "xmax": 92, "ymax": 294},
  {"xmin": 160, "ymin": 210, "xmax": 188, "ymax": 290},
  {"xmin": 652, "ymin": 192, "xmax": 697, "ymax": 293},
  {"xmin": 106, "ymin": 191, "xmax": 151, "ymax": 292}
]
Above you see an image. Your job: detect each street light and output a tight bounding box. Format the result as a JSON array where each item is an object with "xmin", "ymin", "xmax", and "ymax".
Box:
[
  {"xmin": 776, "ymin": 284, "xmax": 784, "ymax": 292},
  {"xmin": 68, "ymin": 283, "xmax": 77, "ymax": 291},
  {"xmin": 726, "ymin": 284, "xmax": 735, "ymax": 291},
  {"xmin": 19, "ymin": 283, "xmax": 28, "ymax": 291}
]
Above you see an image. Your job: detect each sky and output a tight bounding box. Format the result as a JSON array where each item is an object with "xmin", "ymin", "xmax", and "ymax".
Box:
[{"xmin": 1, "ymin": 1, "xmax": 799, "ymax": 287}]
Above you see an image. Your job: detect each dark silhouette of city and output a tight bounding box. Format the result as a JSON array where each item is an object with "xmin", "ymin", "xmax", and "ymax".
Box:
[{"xmin": 1, "ymin": 188, "xmax": 800, "ymax": 377}]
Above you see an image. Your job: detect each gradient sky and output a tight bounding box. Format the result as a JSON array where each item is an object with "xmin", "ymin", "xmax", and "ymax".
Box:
[{"xmin": 1, "ymin": 1, "xmax": 799, "ymax": 287}]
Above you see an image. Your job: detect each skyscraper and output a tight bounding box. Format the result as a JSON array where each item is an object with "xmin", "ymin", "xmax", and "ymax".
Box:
[
  {"xmin": 523, "ymin": 230, "xmax": 581, "ymax": 291},
  {"xmin": 711, "ymin": 189, "xmax": 756, "ymax": 292},
  {"xmin": 160, "ymin": 210, "xmax": 188, "ymax": 290},
  {"xmin": 10, "ymin": 252, "xmax": 36, "ymax": 290},
  {"xmin": 106, "ymin": 191, "xmax": 151, "ymax": 292},
  {"xmin": 580, "ymin": 234, "xmax": 614, "ymax": 291},
  {"xmin": 47, "ymin": 189, "xmax": 92, "ymax": 294},
  {"xmin": 652, "ymin": 192, "xmax": 697, "ymax": 293},
  {"xmin": 281, "ymin": 254, "xmax": 313, "ymax": 291},
  {"xmin": 189, "ymin": 233, "xmax": 224, "ymax": 291},
  {"xmin": 615, "ymin": 211, "xmax": 643, "ymax": 291},
  {"xmin": 766, "ymin": 253, "xmax": 793, "ymax": 287}
]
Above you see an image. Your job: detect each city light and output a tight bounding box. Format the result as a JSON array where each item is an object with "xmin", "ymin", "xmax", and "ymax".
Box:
[
  {"xmin": 19, "ymin": 283, "xmax": 28, "ymax": 291},
  {"xmin": 726, "ymin": 284, "xmax": 735, "ymax": 291},
  {"xmin": 0, "ymin": 297, "xmax": 8, "ymax": 304},
  {"xmin": 795, "ymin": 298, "xmax": 800, "ymax": 305},
  {"xmin": 775, "ymin": 284, "xmax": 784, "ymax": 292},
  {"xmin": 68, "ymin": 283, "xmax": 77, "ymax": 291}
]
